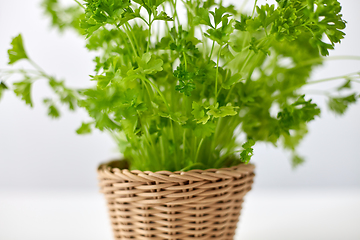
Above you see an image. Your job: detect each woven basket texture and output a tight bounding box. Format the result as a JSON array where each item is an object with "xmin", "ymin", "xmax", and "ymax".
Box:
[{"xmin": 98, "ymin": 161, "xmax": 255, "ymax": 240}]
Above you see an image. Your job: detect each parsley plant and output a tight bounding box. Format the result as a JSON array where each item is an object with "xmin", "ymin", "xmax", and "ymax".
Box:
[{"xmin": 1, "ymin": 0, "xmax": 359, "ymax": 171}]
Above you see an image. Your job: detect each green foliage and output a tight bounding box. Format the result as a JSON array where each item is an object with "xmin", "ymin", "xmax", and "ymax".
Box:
[
  {"xmin": 240, "ymin": 139, "xmax": 255, "ymax": 164},
  {"xmin": 41, "ymin": 0, "xmax": 85, "ymax": 33},
  {"xmin": 1, "ymin": 0, "xmax": 358, "ymax": 171},
  {"xmin": 291, "ymin": 154, "xmax": 305, "ymax": 168},
  {"xmin": 76, "ymin": 122, "xmax": 92, "ymax": 134},
  {"xmin": 328, "ymin": 94, "xmax": 358, "ymax": 115},
  {"xmin": 0, "ymin": 82, "xmax": 8, "ymax": 100},
  {"xmin": 44, "ymin": 99, "xmax": 61, "ymax": 118},
  {"xmin": 8, "ymin": 34, "xmax": 28, "ymax": 64},
  {"xmin": 277, "ymin": 95, "xmax": 321, "ymax": 135},
  {"xmin": 13, "ymin": 78, "xmax": 33, "ymax": 107}
]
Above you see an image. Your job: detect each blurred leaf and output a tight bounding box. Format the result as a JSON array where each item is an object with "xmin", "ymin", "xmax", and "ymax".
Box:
[{"xmin": 8, "ymin": 34, "xmax": 28, "ymax": 64}]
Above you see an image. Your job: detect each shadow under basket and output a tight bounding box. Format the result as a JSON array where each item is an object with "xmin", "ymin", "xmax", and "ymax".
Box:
[{"xmin": 97, "ymin": 160, "xmax": 255, "ymax": 240}]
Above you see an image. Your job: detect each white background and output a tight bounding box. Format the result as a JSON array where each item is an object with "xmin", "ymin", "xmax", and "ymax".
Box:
[{"xmin": 0, "ymin": 0, "xmax": 359, "ymax": 239}]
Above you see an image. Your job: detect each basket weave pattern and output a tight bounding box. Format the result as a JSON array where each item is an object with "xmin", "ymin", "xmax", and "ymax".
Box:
[{"xmin": 98, "ymin": 162, "xmax": 255, "ymax": 240}]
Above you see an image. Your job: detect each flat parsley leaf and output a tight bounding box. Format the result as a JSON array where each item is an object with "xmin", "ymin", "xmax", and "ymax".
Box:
[
  {"xmin": 13, "ymin": 78, "xmax": 33, "ymax": 107},
  {"xmin": 328, "ymin": 94, "xmax": 358, "ymax": 115},
  {"xmin": 8, "ymin": 34, "xmax": 28, "ymax": 64},
  {"xmin": 76, "ymin": 122, "xmax": 92, "ymax": 134}
]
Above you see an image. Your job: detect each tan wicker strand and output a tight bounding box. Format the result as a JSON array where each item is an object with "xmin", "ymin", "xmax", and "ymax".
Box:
[{"xmin": 98, "ymin": 162, "xmax": 255, "ymax": 240}]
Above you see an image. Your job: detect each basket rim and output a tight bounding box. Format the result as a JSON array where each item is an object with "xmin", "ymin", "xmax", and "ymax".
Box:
[{"xmin": 98, "ymin": 160, "xmax": 255, "ymax": 183}]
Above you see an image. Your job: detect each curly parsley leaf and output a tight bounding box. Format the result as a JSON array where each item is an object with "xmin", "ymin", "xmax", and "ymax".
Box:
[
  {"xmin": 240, "ymin": 139, "xmax": 255, "ymax": 164},
  {"xmin": 277, "ymin": 95, "xmax": 321, "ymax": 135}
]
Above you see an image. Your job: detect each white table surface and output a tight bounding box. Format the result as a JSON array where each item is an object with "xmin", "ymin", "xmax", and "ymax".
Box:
[{"xmin": 1, "ymin": 189, "xmax": 359, "ymax": 240}]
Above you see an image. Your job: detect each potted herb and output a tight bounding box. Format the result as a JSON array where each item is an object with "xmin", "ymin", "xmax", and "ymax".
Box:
[{"xmin": 1, "ymin": 0, "xmax": 359, "ymax": 239}]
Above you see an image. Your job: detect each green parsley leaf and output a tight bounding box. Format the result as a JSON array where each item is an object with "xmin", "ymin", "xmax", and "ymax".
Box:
[
  {"xmin": 191, "ymin": 102, "xmax": 210, "ymax": 124},
  {"xmin": 207, "ymin": 103, "xmax": 238, "ymax": 118},
  {"xmin": 48, "ymin": 104, "xmax": 60, "ymax": 118},
  {"xmin": 13, "ymin": 78, "xmax": 33, "ymax": 107},
  {"xmin": 291, "ymin": 154, "xmax": 305, "ymax": 169},
  {"xmin": 240, "ymin": 139, "xmax": 255, "ymax": 164},
  {"xmin": 337, "ymin": 79, "xmax": 351, "ymax": 91},
  {"xmin": 8, "ymin": 34, "xmax": 28, "ymax": 64},
  {"xmin": 328, "ymin": 94, "xmax": 358, "ymax": 115},
  {"xmin": 0, "ymin": 82, "xmax": 9, "ymax": 101},
  {"xmin": 153, "ymin": 11, "xmax": 173, "ymax": 21},
  {"xmin": 76, "ymin": 122, "xmax": 92, "ymax": 134}
]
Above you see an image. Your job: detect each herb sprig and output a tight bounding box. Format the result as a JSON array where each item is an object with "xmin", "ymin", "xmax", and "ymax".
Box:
[{"xmin": 1, "ymin": 0, "xmax": 359, "ymax": 171}]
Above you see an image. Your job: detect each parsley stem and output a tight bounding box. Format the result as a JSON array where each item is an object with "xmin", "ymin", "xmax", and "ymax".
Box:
[
  {"xmin": 209, "ymin": 41, "xmax": 215, "ymax": 62},
  {"xmin": 171, "ymin": 0, "xmax": 181, "ymax": 27},
  {"xmin": 142, "ymin": 79, "xmax": 154, "ymax": 106},
  {"xmin": 73, "ymin": 0, "xmax": 85, "ymax": 10},
  {"xmin": 183, "ymin": 129, "xmax": 186, "ymax": 162},
  {"xmin": 159, "ymin": 135, "xmax": 166, "ymax": 167},
  {"xmin": 183, "ymin": 52, "xmax": 187, "ymax": 70},
  {"xmin": 211, "ymin": 117, "xmax": 223, "ymax": 151},
  {"xmin": 147, "ymin": 15, "xmax": 152, "ymax": 53},
  {"xmin": 273, "ymin": 71, "xmax": 360, "ymax": 100},
  {"xmin": 215, "ymin": 45, "xmax": 222, "ymax": 103},
  {"xmin": 28, "ymin": 58, "xmax": 46, "ymax": 74},
  {"xmin": 251, "ymin": 0, "xmax": 258, "ymax": 17},
  {"xmin": 125, "ymin": 23, "xmax": 140, "ymax": 55},
  {"xmin": 292, "ymin": 55, "xmax": 360, "ymax": 69},
  {"xmin": 195, "ymin": 138, "xmax": 204, "ymax": 163},
  {"xmin": 170, "ymin": 120, "xmax": 178, "ymax": 170},
  {"xmin": 121, "ymin": 25, "xmax": 138, "ymax": 57},
  {"xmin": 140, "ymin": 76, "xmax": 171, "ymax": 112},
  {"xmin": 0, "ymin": 69, "xmax": 39, "ymax": 74},
  {"xmin": 307, "ymin": 72, "xmax": 360, "ymax": 85}
]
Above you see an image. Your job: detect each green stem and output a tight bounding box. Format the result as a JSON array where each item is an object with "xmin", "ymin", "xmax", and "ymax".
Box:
[
  {"xmin": 147, "ymin": 15, "xmax": 152, "ymax": 53},
  {"xmin": 209, "ymin": 41, "xmax": 215, "ymax": 62},
  {"xmin": 29, "ymin": 59, "xmax": 46, "ymax": 75},
  {"xmin": 171, "ymin": 0, "xmax": 181, "ymax": 27},
  {"xmin": 215, "ymin": 45, "xmax": 222, "ymax": 103},
  {"xmin": 183, "ymin": 52, "xmax": 187, "ymax": 70},
  {"xmin": 252, "ymin": 0, "xmax": 258, "ymax": 17},
  {"xmin": 195, "ymin": 138, "xmax": 204, "ymax": 163},
  {"xmin": 182, "ymin": 129, "xmax": 186, "ymax": 163},
  {"xmin": 211, "ymin": 117, "xmax": 223, "ymax": 151},
  {"xmin": 74, "ymin": 0, "xmax": 85, "ymax": 10},
  {"xmin": 142, "ymin": 79, "xmax": 154, "ymax": 107},
  {"xmin": 140, "ymin": 76, "xmax": 171, "ymax": 112},
  {"xmin": 160, "ymin": 136, "xmax": 166, "ymax": 167},
  {"xmin": 120, "ymin": 25, "xmax": 138, "ymax": 57},
  {"xmin": 0, "ymin": 69, "xmax": 39, "ymax": 74},
  {"xmin": 307, "ymin": 72, "xmax": 360, "ymax": 85},
  {"xmin": 125, "ymin": 23, "xmax": 140, "ymax": 55},
  {"xmin": 291, "ymin": 55, "xmax": 360, "ymax": 70},
  {"xmin": 170, "ymin": 120, "xmax": 178, "ymax": 170},
  {"xmin": 273, "ymin": 71, "xmax": 360, "ymax": 100}
]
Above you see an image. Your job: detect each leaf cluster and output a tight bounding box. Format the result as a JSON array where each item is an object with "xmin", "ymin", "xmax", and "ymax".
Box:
[{"xmin": 1, "ymin": 0, "xmax": 358, "ymax": 171}]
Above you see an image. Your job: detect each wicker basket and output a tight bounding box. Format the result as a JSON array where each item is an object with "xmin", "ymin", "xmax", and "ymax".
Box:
[{"xmin": 98, "ymin": 161, "xmax": 255, "ymax": 240}]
